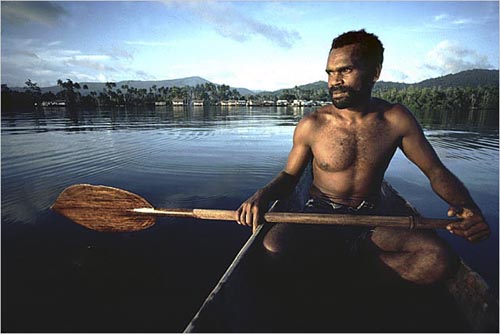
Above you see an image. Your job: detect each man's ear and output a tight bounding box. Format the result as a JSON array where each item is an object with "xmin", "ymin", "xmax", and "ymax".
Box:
[{"xmin": 373, "ymin": 65, "xmax": 382, "ymax": 83}]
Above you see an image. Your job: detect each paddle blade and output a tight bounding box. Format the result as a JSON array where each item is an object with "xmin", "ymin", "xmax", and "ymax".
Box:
[{"xmin": 51, "ymin": 184, "xmax": 156, "ymax": 232}]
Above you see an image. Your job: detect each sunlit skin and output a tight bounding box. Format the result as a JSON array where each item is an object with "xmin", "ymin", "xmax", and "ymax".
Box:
[{"xmin": 235, "ymin": 44, "xmax": 490, "ymax": 284}]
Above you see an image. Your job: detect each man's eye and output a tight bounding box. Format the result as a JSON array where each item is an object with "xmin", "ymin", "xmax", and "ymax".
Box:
[{"xmin": 342, "ymin": 68, "xmax": 352, "ymax": 74}]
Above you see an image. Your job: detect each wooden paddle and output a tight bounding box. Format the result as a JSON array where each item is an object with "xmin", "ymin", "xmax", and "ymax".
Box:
[{"xmin": 51, "ymin": 184, "xmax": 457, "ymax": 232}]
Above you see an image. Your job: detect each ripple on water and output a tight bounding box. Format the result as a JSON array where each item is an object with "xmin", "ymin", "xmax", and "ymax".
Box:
[{"xmin": 425, "ymin": 130, "xmax": 499, "ymax": 163}]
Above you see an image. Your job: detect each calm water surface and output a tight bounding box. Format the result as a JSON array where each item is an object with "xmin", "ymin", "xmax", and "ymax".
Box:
[{"xmin": 2, "ymin": 106, "xmax": 498, "ymax": 332}]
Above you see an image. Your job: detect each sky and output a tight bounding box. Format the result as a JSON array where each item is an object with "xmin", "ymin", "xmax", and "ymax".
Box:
[{"xmin": 1, "ymin": 1, "xmax": 499, "ymax": 91}]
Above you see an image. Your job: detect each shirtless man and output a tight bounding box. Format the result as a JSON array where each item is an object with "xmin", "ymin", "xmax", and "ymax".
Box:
[{"xmin": 235, "ymin": 30, "xmax": 490, "ymax": 285}]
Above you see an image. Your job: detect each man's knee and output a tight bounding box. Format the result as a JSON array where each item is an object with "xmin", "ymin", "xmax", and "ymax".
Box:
[
  {"xmin": 263, "ymin": 233, "xmax": 282, "ymax": 255},
  {"xmin": 371, "ymin": 229, "xmax": 458, "ymax": 285},
  {"xmin": 422, "ymin": 239, "xmax": 458, "ymax": 282},
  {"xmin": 262, "ymin": 224, "xmax": 299, "ymax": 257},
  {"xmin": 262, "ymin": 224, "xmax": 316, "ymax": 265},
  {"xmin": 402, "ymin": 238, "xmax": 458, "ymax": 285}
]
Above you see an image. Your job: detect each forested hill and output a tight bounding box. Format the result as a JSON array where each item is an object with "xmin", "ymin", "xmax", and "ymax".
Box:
[
  {"xmin": 22, "ymin": 76, "xmax": 254, "ymax": 96},
  {"xmin": 282, "ymin": 69, "xmax": 499, "ymax": 93},
  {"xmin": 7, "ymin": 69, "xmax": 497, "ymax": 97},
  {"xmin": 371, "ymin": 69, "xmax": 498, "ymax": 126},
  {"xmin": 415, "ymin": 69, "xmax": 499, "ymax": 88},
  {"xmin": 376, "ymin": 69, "xmax": 498, "ymax": 90}
]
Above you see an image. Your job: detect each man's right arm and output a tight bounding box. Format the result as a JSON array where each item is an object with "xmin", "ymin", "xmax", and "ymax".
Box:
[
  {"xmin": 395, "ymin": 105, "xmax": 489, "ymax": 242},
  {"xmin": 235, "ymin": 116, "xmax": 314, "ymax": 232}
]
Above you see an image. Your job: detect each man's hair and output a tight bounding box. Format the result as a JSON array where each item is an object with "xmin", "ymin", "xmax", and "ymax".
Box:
[{"xmin": 330, "ymin": 29, "xmax": 384, "ymax": 71}]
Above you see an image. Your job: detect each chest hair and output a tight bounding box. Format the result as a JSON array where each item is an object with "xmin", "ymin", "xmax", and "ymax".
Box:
[{"xmin": 313, "ymin": 119, "xmax": 393, "ymax": 172}]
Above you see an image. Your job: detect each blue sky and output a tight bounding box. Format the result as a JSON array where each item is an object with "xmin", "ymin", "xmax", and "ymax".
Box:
[{"xmin": 1, "ymin": 1, "xmax": 498, "ymax": 91}]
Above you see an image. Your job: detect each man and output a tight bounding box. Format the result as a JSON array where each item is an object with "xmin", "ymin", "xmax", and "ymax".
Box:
[{"xmin": 235, "ymin": 29, "xmax": 490, "ymax": 285}]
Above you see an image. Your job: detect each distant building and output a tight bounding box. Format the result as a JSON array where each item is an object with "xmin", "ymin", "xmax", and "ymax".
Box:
[
  {"xmin": 292, "ymin": 100, "xmax": 322, "ymax": 107},
  {"xmin": 155, "ymin": 101, "xmax": 167, "ymax": 106},
  {"xmin": 220, "ymin": 100, "xmax": 238, "ymax": 106},
  {"xmin": 276, "ymin": 100, "xmax": 289, "ymax": 106},
  {"xmin": 41, "ymin": 100, "xmax": 66, "ymax": 107},
  {"xmin": 246, "ymin": 100, "xmax": 262, "ymax": 106},
  {"xmin": 172, "ymin": 98, "xmax": 185, "ymax": 106},
  {"xmin": 192, "ymin": 100, "xmax": 204, "ymax": 106}
]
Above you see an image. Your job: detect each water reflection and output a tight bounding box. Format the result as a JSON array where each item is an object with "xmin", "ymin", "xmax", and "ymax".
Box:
[
  {"xmin": 426, "ymin": 129, "xmax": 498, "ymax": 160},
  {"xmin": 414, "ymin": 107, "xmax": 498, "ymax": 128},
  {"xmin": 2, "ymin": 106, "xmax": 306, "ymax": 134},
  {"xmin": 2, "ymin": 105, "xmax": 498, "ymax": 332}
]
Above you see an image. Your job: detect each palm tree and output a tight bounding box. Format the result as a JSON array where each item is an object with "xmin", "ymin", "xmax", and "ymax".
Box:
[
  {"xmin": 57, "ymin": 79, "xmax": 81, "ymax": 107},
  {"xmin": 24, "ymin": 79, "xmax": 42, "ymax": 105}
]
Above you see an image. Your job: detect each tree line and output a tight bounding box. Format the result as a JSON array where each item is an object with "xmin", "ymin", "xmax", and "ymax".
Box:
[
  {"xmin": 372, "ymin": 86, "xmax": 498, "ymax": 125},
  {"xmin": 2, "ymin": 78, "xmax": 498, "ymax": 125},
  {"xmin": 2, "ymin": 79, "xmax": 248, "ymax": 109}
]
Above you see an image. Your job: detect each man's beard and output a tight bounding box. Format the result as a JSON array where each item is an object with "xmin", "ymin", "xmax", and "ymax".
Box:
[{"xmin": 330, "ymin": 84, "xmax": 372, "ymax": 109}]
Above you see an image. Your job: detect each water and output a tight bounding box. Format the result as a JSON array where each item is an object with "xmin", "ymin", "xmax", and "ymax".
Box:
[{"xmin": 2, "ymin": 106, "xmax": 498, "ymax": 332}]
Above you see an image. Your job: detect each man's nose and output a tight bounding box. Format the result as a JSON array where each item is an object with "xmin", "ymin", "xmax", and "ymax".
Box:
[{"xmin": 328, "ymin": 72, "xmax": 343, "ymax": 87}]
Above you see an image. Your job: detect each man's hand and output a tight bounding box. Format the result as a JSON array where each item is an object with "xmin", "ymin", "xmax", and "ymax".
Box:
[
  {"xmin": 236, "ymin": 190, "xmax": 268, "ymax": 233},
  {"xmin": 446, "ymin": 206, "xmax": 490, "ymax": 242}
]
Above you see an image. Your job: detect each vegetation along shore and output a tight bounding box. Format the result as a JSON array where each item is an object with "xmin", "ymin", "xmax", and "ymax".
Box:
[{"xmin": 2, "ymin": 69, "xmax": 498, "ymax": 126}]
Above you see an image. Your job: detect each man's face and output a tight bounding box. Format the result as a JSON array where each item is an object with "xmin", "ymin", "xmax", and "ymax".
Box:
[{"xmin": 325, "ymin": 44, "xmax": 378, "ymax": 109}]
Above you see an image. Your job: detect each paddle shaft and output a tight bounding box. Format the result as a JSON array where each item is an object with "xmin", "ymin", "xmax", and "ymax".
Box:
[{"xmin": 132, "ymin": 208, "xmax": 454, "ymax": 229}]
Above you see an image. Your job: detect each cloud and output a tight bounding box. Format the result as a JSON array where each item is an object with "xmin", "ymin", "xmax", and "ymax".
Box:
[
  {"xmin": 452, "ymin": 19, "xmax": 472, "ymax": 25},
  {"xmin": 125, "ymin": 40, "xmax": 177, "ymax": 47},
  {"xmin": 104, "ymin": 46, "xmax": 134, "ymax": 61},
  {"xmin": 12, "ymin": 50, "xmax": 40, "ymax": 60},
  {"xmin": 65, "ymin": 55, "xmax": 117, "ymax": 73},
  {"xmin": 1, "ymin": 35, "xmax": 154, "ymax": 87},
  {"xmin": 433, "ymin": 14, "xmax": 449, "ymax": 22},
  {"xmin": 2, "ymin": 37, "xmax": 120, "ymax": 86},
  {"xmin": 1, "ymin": 1, "xmax": 67, "ymax": 27},
  {"xmin": 134, "ymin": 70, "xmax": 155, "ymax": 80},
  {"xmin": 47, "ymin": 41, "xmax": 62, "ymax": 47},
  {"xmin": 380, "ymin": 68, "xmax": 409, "ymax": 83},
  {"xmin": 429, "ymin": 13, "xmax": 477, "ymax": 28},
  {"xmin": 423, "ymin": 40, "xmax": 493, "ymax": 74},
  {"xmin": 165, "ymin": 1, "xmax": 301, "ymax": 49}
]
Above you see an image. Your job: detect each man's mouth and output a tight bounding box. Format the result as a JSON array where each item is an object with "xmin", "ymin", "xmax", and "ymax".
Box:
[{"xmin": 330, "ymin": 86, "xmax": 350, "ymax": 95}]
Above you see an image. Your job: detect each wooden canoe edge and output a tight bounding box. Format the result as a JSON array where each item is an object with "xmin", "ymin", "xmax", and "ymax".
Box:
[
  {"xmin": 182, "ymin": 225, "xmax": 265, "ymax": 333},
  {"xmin": 183, "ymin": 202, "xmax": 278, "ymax": 333},
  {"xmin": 445, "ymin": 260, "xmax": 499, "ymax": 332},
  {"xmin": 383, "ymin": 181, "xmax": 498, "ymax": 331},
  {"xmin": 183, "ymin": 167, "xmax": 312, "ymax": 332}
]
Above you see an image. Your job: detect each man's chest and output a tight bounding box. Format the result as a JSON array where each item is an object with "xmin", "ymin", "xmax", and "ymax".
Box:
[{"xmin": 311, "ymin": 121, "xmax": 399, "ymax": 172}]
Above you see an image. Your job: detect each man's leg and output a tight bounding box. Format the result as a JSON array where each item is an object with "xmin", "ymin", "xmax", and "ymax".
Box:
[
  {"xmin": 263, "ymin": 223, "xmax": 332, "ymax": 260},
  {"xmin": 368, "ymin": 227, "xmax": 458, "ymax": 285}
]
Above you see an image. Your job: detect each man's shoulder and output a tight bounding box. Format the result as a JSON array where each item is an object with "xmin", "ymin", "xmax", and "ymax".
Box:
[
  {"xmin": 298, "ymin": 106, "xmax": 328, "ymax": 124},
  {"xmin": 373, "ymin": 98, "xmax": 420, "ymax": 134},
  {"xmin": 373, "ymin": 98, "xmax": 414, "ymax": 120},
  {"xmin": 293, "ymin": 107, "xmax": 332, "ymax": 137}
]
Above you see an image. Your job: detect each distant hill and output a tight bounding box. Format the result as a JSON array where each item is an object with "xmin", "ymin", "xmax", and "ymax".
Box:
[
  {"xmin": 8, "ymin": 69, "xmax": 498, "ymax": 97},
  {"xmin": 259, "ymin": 81, "xmax": 328, "ymax": 97},
  {"xmin": 415, "ymin": 69, "xmax": 499, "ymax": 88},
  {"xmin": 266, "ymin": 69, "xmax": 499, "ymax": 95},
  {"xmin": 373, "ymin": 81, "xmax": 409, "ymax": 90},
  {"xmin": 375, "ymin": 69, "xmax": 499, "ymax": 91},
  {"xmin": 29, "ymin": 76, "xmax": 254, "ymax": 96}
]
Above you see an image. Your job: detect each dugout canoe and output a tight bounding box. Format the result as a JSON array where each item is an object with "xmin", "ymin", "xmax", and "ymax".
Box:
[{"xmin": 184, "ymin": 168, "xmax": 498, "ymax": 332}]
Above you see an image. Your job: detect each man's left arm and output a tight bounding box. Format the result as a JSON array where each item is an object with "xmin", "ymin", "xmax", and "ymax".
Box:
[{"xmin": 396, "ymin": 106, "xmax": 490, "ymax": 242}]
